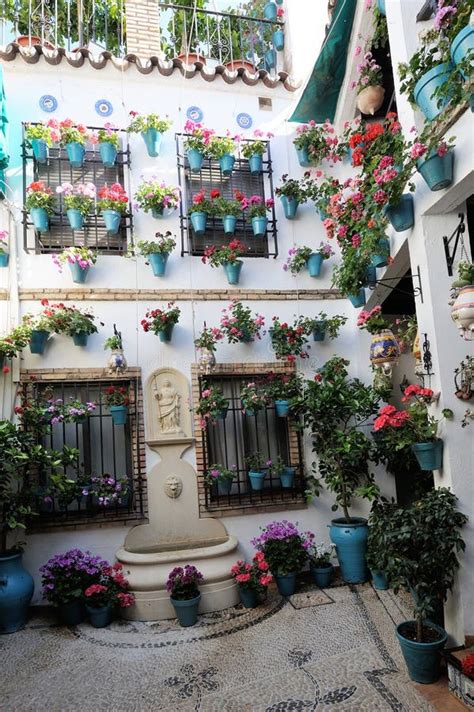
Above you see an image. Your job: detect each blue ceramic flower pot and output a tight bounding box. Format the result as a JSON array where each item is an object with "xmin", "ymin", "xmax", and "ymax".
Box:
[
  {"xmin": 310, "ymin": 563, "xmax": 333, "ymax": 588},
  {"xmin": 223, "ymin": 260, "xmax": 243, "ymax": 285},
  {"xmin": 371, "ymin": 569, "xmax": 389, "ymax": 590},
  {"xmin": 99, "ymin": 142, "xmax": 117, "ymax": 167},
  {"xmin": 413, "ymin": 62, "xmax": 454, "ymax": 121},
  {"xmin": 171, "ymin": 594, "xmax": 201, "ymax": 627},
  {"xmin": 265, "ymin": 49, "xmax": 277, "ymax": 70},
  {"xmin": 31, "ymin": 138, "xmax": 48, "ymax": 163},
  {"xmin": 273, "ymin": 29, "xmax": 284, "ymax": 51},
  {"xmin": 0, "ymin": 552, "xmax": 34, "ymax": 634},
  {"xmin": 275, "ymin": 399, "xmax": 290, "ymax": 417},
  {"xmin": 69, "ymin": 261, "xmax": 90, "ymax": 283},
  {"xmin": 312, "ymin": 322, "xmax": 326, "ymax": 341},
  {"xmin": 66, "ymin": 141, "xmax": 85, "ymax": 167},
  {"xmin": 396, "ymin": 621, "xmax": 447, "ymax": 684},
  {"xmin": 218, "ymin": 406, "xmax": 229, "ymax": 420},
  {"xmin": 57, "ymin": 599, "xmax": 85, "ymax": 626},
  {"xmin": 110, "ymin": 405, "xmax": 128, "ymax": 425},
  {"xmin": 307, "ymin": 253, "xmax": 323, "ymax": 277},
  {"xmin": 187, "ymin": 148, "xmax": 204, "ymax": 173},
  {"xmin": 280, "ymin": 467, "xmax": 295, "ymax": 488},
  {"xmin": 318, "ymin": 208, "xmax": 328, "ymax": 220},
  {"xmin": 330, "ymin": 517, "xmax": 369, "ymax": 584},
  {"xmin": 30, "ymin": 207, "xmax": 49, "ymax": 232},
  {"xmin": 411, "ymin": 440, "xmax": 443, "ymax": 471},
  {"xmin": 377, "ymin": 0, "xmax": 386, "ymax": 14},
  {"xmin": 348, "ymin": 289, "xmax": 366, "ymax": 308},
  {"xmin": 72, "ymin": 331, "xmax": 89, "ymax": 347},
  {"xmin": 190, "ymin": 211, "xmax": 207, "ymax": 235},
  {"xmin": 417, "ymin": 150, "xmax": 454, "ymax": 191},
  {"xmin": 222, "ymin": 215, "xmax": 237, "ymax": 235},
  {"xmin": 159, "ymin": 324, "xmax": 174, "ymax": 343},
  {"xmin": 66, "ymin": 208, "xmax": 84, "ymax": 230},
  {"xmin": 29, "ymin": 329, "xmax": 50, "ymax": 355},
  {"xmin": 142, "ymin": 128, "xmax": 162, "ymax": 157},
  {"xmin": 151, "ymin": 207, "xmax": 165, "ymax": 218},
  {"xmin": 248, "ymin": 470, "xmax": 266, "ymax": 491},
  {"xmin": 280, "ymin": 195, "xmax": 299, "ymax": 220},
  {"xmin": 385, "ymin": 194, "xmax": 414, "ymax": 232},
  {"xmin": 0, "ymin": 253, "xmax": 9, "ymax": 267},
  {"xmin": 450, "ymin": 24, "xmax": 474, "ymax": 79},
  {"xmin": 251, "ymin": 216, "xmax": 267, "ymax": 237},
  {"xmin": 239, "ymin": 587, "xmax": 258, "ymax": 608},
  {"xmin": 296, "ymin": 146, "xmax": 311, "ymax": 167},
  {"xmin": 371, "ymin": 237, "xmax": 390, "ymax": 268},
  {"xmin": 264, "ymin": 1, "xmax": 277, "ymax": 20},
  {"xmin": 149, "ymin": 252, "xmax": 169, "ymax": 277},
  {"xmin": 244, "ymin": 408, "xmax": 256, "ymax": 417},
  {"xmin": 248, "ymin": 154, "xmax": 263, "ymax": 174},
  {"xmin": 219, "ymin": 153, "xmax": 235, "ymax": 176},
  {"xmin": 217, "ymin": 478, "xmax": 233, "ymax": 495},
  {"xmin": 275, "ymin": 572, "xmax": 297, "ymax": 596},
  {"xmin": 86, "ymin": 603, "xmax": 113, "ymax": 628},
  {"xmin": 364, "ymin": 265, "xmax": 377, "ymax": 287},
  {"xmin": 102, "ymin": 209, "xmax": 122, "ymax": 234}
]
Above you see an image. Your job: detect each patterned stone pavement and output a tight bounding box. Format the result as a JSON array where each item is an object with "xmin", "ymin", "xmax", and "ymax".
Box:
[{"xmin": 0, "ymin": 581, "xmax": 435, "ymax": 712}]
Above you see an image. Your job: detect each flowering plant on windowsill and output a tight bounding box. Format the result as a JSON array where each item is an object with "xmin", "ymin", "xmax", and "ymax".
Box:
[
  {"xmin": 202, "ymin": 240, "xmax": 246, "ymax": 267},
  {"xmin": 240, "ymin": 381, "xmax": 269, "ymax": 413},
  {"xmin": 86, "ymin": 474, "xmax": 129, "ymax": 506},
  {"xmin": 141, "ymin": 302, "xmax": 181, "ymax": 334},
  {"xmin": 251, "ymin": 520, "xmax": 308, "ymax": 577},
  {"xmin": 59, "ymin": 118, "xmax": 92, "ymax": 146},
  {"xmin": 134, "ymin": 179, "xmax": 180, "ymax": 215},
  {"xmin": 269, "ymin": 316, "xmax": 310, "ymax": 360},
  {"xmin": 84, "ymin": 562, "xmax": 135, "ymax": 608},
  {"xmin": 25, "ymin": 180, "xmax": 55, "ymax": 214},
  {"xmin": 245, "ymin": 451, "xmax": 271, "ymax": 473},
  {"xmin": 209, "ymin": 190, "xmax": 243, "ymax": 217},
  {"xmin": 230, "ymin": 554, "xmax": 273, "ymax": 593},
  {"xmin": 56, "ymin": 181, "xmax": 96, "ymax": 215},
  {"xmin": 52, "ymin": 246, "xmax": 97, "ymax": 273},
  {"xmin": 240, "ymin": 129, "xmax": 273, "ymax": 158},
  {"xmin": 195, "ymin": 384, "xmax": 229, "ymax": 427},
  {"xmin": 103, "ymin": 385, "xmax": 129, "ymax": 407},
  {"xmin": 357, "ymin": 305, "xmax": 391, "ymax": 335},
  {"xmin": 97, "ymin": 183, "xmax": 129, "ymax": 213},
  {"xmin": 127, "ymin": 111, "xmax": 172, "ymax": 134},
  {"xmin": 245, "ymin": 195, "xmax": 274, "ymax": 218},
  {"xmin": 194, "ymin": 326, "xmax": 224, "ymax": 353},
  {"xmin": 183, "ymin": 120, "xmax": 215, "ymax": 154},
  {"xmin": 166, "ymin": 565, "xmax": 204, "ymax": 601},
  {"xmin": 95, "ymin": 123, "xmax": 120, "ymax": 148},
  {"xmin": 204, "ymin": 464, "xmax": 235, "ymax": 485},
  {"xmin": 219, "ymin": 300, "xmax": 265, "ymax": 343}
]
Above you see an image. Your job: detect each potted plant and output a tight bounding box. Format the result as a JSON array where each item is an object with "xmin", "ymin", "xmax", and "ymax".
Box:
[
  {"xmin": 245, "ymin": 195, "xmax": 274, "ymax": 237},
  {"xmin": 331, "ymin": 247, "xmax": 371, "ymax": 307},
  {"xmin": 241, "ymin": 129, "xmax": 272, "ymax": 174},
  {"xmin": 166, "ymin": 565, "xmax": 203, "ymax": 627},
  {"xmin": 273, "ymin": 6, "xmax": 285, "ymax": 49},
  {"xmin": 252, "ymin": 520, "xmax": 307, "ymax": 596},
  {"xmin": 48, "ymin": 304, "xmax": 99, "ymax": 347},
  {"xmin": 245, "ymin": 452, "xmax": 271, "ymax": 491},
  {"xmin": 302, "ymin": 312, "xmax": 347, "ymax": 343},
  {"xmin": 194, "ymin": 326, "xmax": 224, "ymax": 372},
  {"xmin": 104, "ymin": 331, "xmax": 128, "ymax": 375},
  {"xmin": 201, "ymin": 239, "xmax": 247, "ymax": 285},
  {"xmin": 382, "ymin": 488, "xmax": 467, "ymax": 684},
  {"xmin": 195, "ymin": 384, "xmax": 229, "ymax": 427},
  {"xmin": 25, "ymin": 180, "xmax": 55, "ymax": 233},
  {"xmin": 208, "ymin": 133, "xmax": 238, "ymax": 176},
  {"xmin": 22, "ymin": 306, "xmax": 58, "ymax": 355},
  {"xmin": 97, "ymin": 183, "xmax": 129, "ymax": 234},
  {"xmin": 52, "ymin": 245, "xmax": 97, "ymax": 284},
  {"xmin": 209, "ymin": 189, "xmax": 243, "ymax": 235},
  {"xmin": 204, "ymin": 464, "xmax": 235, "ymax": 495},
  {"xmin": 268, "ymin": 456, "xmax": 295, "ymax": 489},
  {"xmin": 55, "ymin": 182, "xmax": 96, "ymax": 231},
  {"xmin": 104, "ymin": 385, "xmax": 130, "ymax": 426},
  {"xmin": 95, "ymin": 123, "xmax": 120, "ymax": 167},
  {"xmin": 230, "ymin": 553, "xmax": 273, "ymax": 608},
  {"xmin": 134, "ymin": 179, "xmax": 180, "ymax": 218},
  {"xmin": 412, "ymin": 137, "xmax": 455, "ymax": 192},
  {"xmin": 275, "ymin": 174, "xmax": 308, "ymax": 219},
  {"xmin": 59, "ymin": 118, "xmax": 91, "ymax": 167},
  {"xmin": 0, "ymin": 324, "xmax": 32, "ymax": 370},
  {"xmin": 293, "ymin": 120, "xmax": 340, "ymax": 167},
  {"xmin": 87, "ymin": 474, "xmax": 129, "ymax": 507},
  {"xmin": 283, "ymin": 243, "xmax": 334, "ymax": 278},
  {"xmin": 183, "ymin": 120, "xmax": 215, "ymax": 172},
  {"xmin": 297, "ymin": 357, "xmax": 381, "ymax": 583},
  {"xmin": 219, "ymin": 300, "xmax": 265, "ymax": 343},
  {"xmin": 264, "ymin": 372, "xmax": 301, "ymax": 417},
  {"xmin": 44, "ymin": 397, "xmax": 97, "ymax": 425},
  {"xmin": 140, "ymin": 302, "xmax": 181, "ymax": 343},
  {"xmin": 357, "ymin": 305, "xmax": 400, "ymax": 371},
  {"xmin": 303, "ymin": 532, "xmax": 335, "ymax": 587},
  {"xmin": 269, "ymin": 316, "xmax": 310, "ymax": 362},
  {"xmin": 366, "ymin": 499, "xmax": 391, "ymax": 590},
  {"xmin": 188, "ymin": 189, "xmax": 213, "ymax": 235},
  {"xmin": 24, "ymin": 120, "xmax": 56, "ymax": 163},
  {"xmin": 84, "ymin": 562, "xmax": 135, "ymax": 628},
  {"xmin": 240, "ymin": 381, "xmax": 268, "ymax": 416},
  {"xmin": 130, "ymin": 231, "xmax": 176, "ymax": 278},
  {"xmin": 0, "ymin": 230, "xmax": 8, "ymax": 268},
  {"xmin": 127, "ymin": 111, "xmax": 172, "ymax": 157},
  {"xmin": 355, "ymin": 51, "xmax": 385, "ymax": 115}
]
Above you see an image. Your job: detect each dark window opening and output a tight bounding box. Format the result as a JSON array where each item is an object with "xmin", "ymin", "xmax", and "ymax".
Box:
[
  {"xmin": 465, "ymin": 194, "xmax": 474, "ymax": 260},
  {"xmin": 361, "ymin": 35, "xmax": 397, "ymax": 119}
]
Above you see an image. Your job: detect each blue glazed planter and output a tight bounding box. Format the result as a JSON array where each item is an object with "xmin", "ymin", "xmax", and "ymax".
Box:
[
  {"xmin": 371, "ymin": 237, "xmax": 390, "ymax": 268},
  {"xmin": 218, "ymin": 406, "xmax": 229, "ymax": 420},
  {"xmin": 396, "ymin": 621, "xmax": 447, "ymax": 684},
  {"xmin": 222, "ymin": 215, "xmax": 237, "ymax": 235},
  {"xmin": 275, "ymin": 399, "xmax": 290, "ymax": 417},
  {"xmin": 102, "ymin": 209, "xmax": 122, "ymax": 234},
  {"xmin": 31, "ymin": 138, "xmax": 48, "ymax": 163},
  {"xmin": 318, "ymin": 208, "xmax": 328, "ymax": 221},
  {"xmin": 219, "ymin": 153, "xmax": 235, "ymax": 176},
  {"xmin": 57, "ymin": 600, "xmax": 85, "ymax": 626},
  {"xmin": 190, "ymin": 211, "xmax": 207, "ymax": 235},
  {"xmin": 348, "ymin": 289, "xmax": 366, "ymax": 308},
  {"xmin": 30, "ymin": 207, "xmax": 49, "ymax": 232},
  {"xmin": 265, "ymin": 49, "xmax": 277, "ymax": 70},
  {"xmin": 151, "ymin": 207, "xmax": 165, "ymax": 218},
  {"xmin": 371, "ymin": 569, "xmax": 389, "ymax": 590},
  {"xmin": 223, "ymin": 260, "xmax": 243, "ymax": 285},
  {"xmin": 67, "ymin": 208, "xmax": 84, "ymax": 230},
  {"xmin": 171, "ymin": 594, "xmax": 201, "ymax": 627},
  {"xmin": 251, "ymin": 216, "xmax": 267, "ymax": 237},
  {"xmin": 248, "ymin": 154, "xmax": 263, "ymax": 174},
  {"xmin": 69, "ymin": 261, "xmax": 90, "ymax": 283},
  {"xmin": 273, "ymin": 29, "xmax": 284, "ymax": 51},
  {"xmin": 187, "ymin": 148, "xmax": 204, "ymax": 173},
  {"xmin": 280, "ymin": 467, "xmax": 295, "ymax": 488},
  {"xmin": 86, "ymin": 603, "xmax": 113, "ymax": 629},
  {"xmin": 385, "ymin": 194, "xmax": 414, "ymax": 232},
  {"xmin": 411, "ymin": 440, "xmax": 443, "ymax": 471},
  {"xmin": 244, "ymin": 407, "xmax": 256, "ymax": 417},
  {"xmin": 275, "ymin": 572, "xmax": 297, "ymax": 596},
  {"xmin": 110, "ymin": 405, "xmax": 128, "ymax": 426},
  {"xmin": 450, "ymin": 24, "xmax": 474, "ymax": 79},
  {"xmin": 330, "ymin": 517, "xmax": 369, "ymax": 584},
  {"xmin": 377, "ymin": 0, "xmax": 386, "ymax": 14},
  {"xmin": 99, "ymin": 142, "xmax": 117, "ymax": 167},
  {"xmin": 310, "ymin": 563, "xmax": 333, "ymax": 588},
  {"xmin": 149, "ymin": 252, "xmax": 169, "ymax": 277},
  {"xmin": 72, "ymin": 331, "xmax": 89, "ymax": 347},
  {"xmin": 280, "ymin": 195, "xmax": 299, "ymax": 219},
  {"xmin": 66, "ymin": 141, "xmax": 86, "ymax": 167},
  {"xmin": 0, "ymin": 253, "xmax": 9, "ymax": 267},
  {"xmin": 248, "ymin": 470, "xmax": 266, "ymax": 491},
  {"xmin": 29, "ymin": 329, "xmax": 50, "ymax": 355},
  {"xmin": 159, "ymin": 324, "xmax": 174, "ymax": 343},
  {"xmin": 0, "ymin": 552, "xmax": 34, "ymax": 634},
  {"xmin": 264, "ymin": 1, "xmax": 277, "ymax": 20},
  {"xmin": 417, "ymin": 150, "xmax": 454, "ymax": 191},
  {"xmin": 296, "ymin": 146, "xmax": 311, "ymax": 167},
  {"xmin": 364, "ymin": 265, "xmax": 377, "ymax": 288},
  {"xmin": 312, "ymin": 322, "xmax": 326, "ymax": 342},
  {"xmin": 217, "ymin": 478, "xmax": 233, "ymax": 495},
  {"xmin": 239, "ymin": 587, "xmax": 258, "ymax": 608},
  {"xmin": 413, "ymin": 62, "xmax": 454, "ymax": 121},
  {"xmin": 307, "ymin": 253, "xmax": 323, "ymax": 277},
  {"xmin": 142, "ymin": 128, "xmax": 162, "ymax": 157}
]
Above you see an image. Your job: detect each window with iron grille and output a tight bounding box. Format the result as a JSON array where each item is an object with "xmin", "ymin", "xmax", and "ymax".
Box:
[
  {"xmin": 22, "ymin": 123, "xmax": 132, "ymax": 254},
  {"xmin": 176, "ymin": 133, "xmax": 278, "ymax": 257},
  {"xmin": 195, "ymin": 371, "xmax": 306, "ymax": 515},
  {"xmin": 21, "ymin": 372, "xmax": 146, "ymax": 529}
]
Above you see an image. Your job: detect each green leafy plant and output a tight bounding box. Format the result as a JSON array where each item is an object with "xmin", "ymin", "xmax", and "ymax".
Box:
[
  {"xmin": 275, "ymin": 175, "xmax": 308, "ymax": 203},
  {"xmin": 195, "ymin": 384, "xmax": 229, "ymax": 426},
  {"xmin": 302, "ymin": 313, "xmax": 347, "ymax": 339},
  {"xmin": 251, "ymin": 521, "xmax": 308, "ymax": 576},
  {"xmin": 245, "ymin": 451, "xmax": 271, "ymax": 472},
  {"xmin": 201, "ymin": 240, "xmax": 246, "ymax": 267},
  {"xmin": 96, "ymin": 123, "xmax": 120, "ymax": 147},
  {"xmin": 140, "ymin": 303, "xmax": 181, "ymax": 334},
  {"xmin": 103, "ymin": 333, "xmax": 123, "ymax": 350},
  {"xmin": 332, "ymin": 247, "xmax": 371, "ymax": 297},
  {"xmin": 47, "ymin": 304, "xmax": 99, "ymax": 337},
  {"xmin": 204, "ymin": 464, "xmax": 235, "ymax": 486},
  {"xmin": 241, "ymin": 129, "xmax": 273, "ymax": 157},
  {"xmin": 210, "ymin": 190, "xmax": 243, "ymax": 217},
  {"xmin": 127, "ymin": 112, "xmax": 172, "ymax": 134},
  {"xmin": 134, "ymin": 180, "xmax": 180, "ymax": 214},
  {"xmin": 25, "ymin": 180, "xmax": 55, "ymax": 215},
  {"xmin": 207, "ymin": 134, "xmax": 237, "ymax": 159},
  {"xmin": 269, "ymin": 316, "xmax": 310, "ymax": 360},
  {"xmin": 219, "ymin": 301, "xmax": 265, "ymax": 343},
  {"xmin": 59, "ymin": 118, "xmax": 90, "ymax": 146},
  {"xmin": 24, "ymin": 121, "xmax": 55, "ymax": 146},
  {"xmin": 130, "ymin": 231, "xmax": 177, "ymax": 259},
  {"xmin": 0, "ymin": 324, "xmax": 32, "ymax": 359}
]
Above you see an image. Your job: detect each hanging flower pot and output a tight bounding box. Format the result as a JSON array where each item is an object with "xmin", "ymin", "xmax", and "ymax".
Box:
[
  {"xmin": 348, "ymin": 289, "xmax": 366, "ymax": 308},
  {"xmin": 0, "ymin": 552, "xmax": 34, "ymax": 634},
  {"xmin": 251, "ymin": 216, "xmax": 267, "ymax": 237},
  {"xmin": 265, "ymin": 49, "xmax": 277, "ymax": 70},
  {"xmin": 102, "ymin": 209, "xmax": 122, "ymax": 234},
  {"xmin": 295, "ymin": 146, "xmax": 311, "ymax": 167},
  {"xmin": 385, "ymin": 194, "xmax": 414, "ymax": 232},
  {"xmin": 219, "ymin": 153, "xmax": 235, "ymax": 176},
  {"xmin": 65, "ymin": 141, "xmax": 86, "ymax": 168},
  {"xmin": 371, "ymin": 569, "xmax": 389, "ymax": 590},
  {"xmin": 187, "ymin": 148, "xmax": 204, "ymax": 173},
  {"xmin": 190, "ymin": 211, "xmax": 207, "ymax": 235},
  {"xmin": 451, "ymin": 285, "xmax": 474, "ymax": 338},
  {"xmin": 310, "ymin": 563, "xmax": 333, "ymax": 588},
  {"xmin": 217, "ymin": 478, "xmax": 233, "ymax": 496},
  {"xmin": 31, "ymin": 138, "xmax": 49, "ymax": 164},
  {"xmin": 99, "ymin": 142, "xmax": 117, "ymax": 167},
  {"xmin": 274, "ymin": 572, "xmax": 297, "ymax": 596},
  {"xmin": 306, "ymin": 253, "xmax": 323, "ymax": 277},
  {"xmin": 377, "ymin": 0, "xmax": 386, "ymax": 15},
  {"xmin": 248, "ymin": 470, "xmax": 266, "ymax": 491},
  {"xmin": 30, "ymin": 207, "xmax": 50, "ymax": 233},
  {"xmin": 330, "ymin": 517, "xmax": 369, "ymax": 583},
  {"xmin": 273, "ymin": 29, "xmax": 284, "ymax": 51},
  {"xmin": 72, "ymin": 331, "xmax": 89, "ymax": 347},
  {"xmin": 86, "ymin": 603, "xmax": 113, "ymax": 629},
  {"xmin": 29, "ymin": 329, "xmax": 50, "ymax": 355},
  {"xmin": 223, "ymin": 260, "xmax": 243, "ymax": 285},
  {"xmin": 312, "ymin": 321, "xmax": 326, "ymax": 342},
  {"xmin": 69, "ymin": 262, "xmax": 90, "ymax": 284},
  {"xmin": 280, "ymin": 195, "xmax": 299, "ymax": 220},
  {"xmin": 159, "ymin": 324, "xmax": 174, "ymax": 343},
  {"xmin": 141, "ymin": 127, "xmax": 162, "ymax": 157},
  {"xmin": 396, "ymin": 621, "xmax": 448, "ymax": 684},
  {"xmin": 369, "ymin": 329, "xmax": 400, "ymax": 368},
  {"xmin": 110, "ymin": 405, "xmax": 128, "ymax": 426},
  {"xmin": 417, "ymin": 150, "xmax": 454, "ymax": 191},
  {"xmin": 222, "ymin": 215, "xmax": 237, "ymax": 235},
  {"xmin": 364, "ymin": 265, "xmax": 377, "ymax": 288},
  {"xmin": 411, "ymin": 440, "xmax": 443, "ymax": 471},
  {"xmin": 66, "ymin": 208, "xmax": 84, "ymax": 231},
  {"xmin": 218, "ymin": 405, "xmax": 228, "ymax": 419},
  {"xmin": 370, "ymin": 237, "xmax": 390, "ymax": 268},
  {"xmin": 450, "ymin": 24, "xmax": 474, "ymax": 80},
  {"xmin": 274, "ymin": 399, "xmax": 290, "ymax": 417},
  {"xmin": 280, "ymin": 467, "xmax": 295, "ymax": 488},
  {"xmin": 248, "ymin": 154, "xmax": 263, "ymax": 174},
  {"xmin": 356, "ymin": 85, "xmax": 385, "ymax": 115},
  {"xmin": 0, "ymin": 253, "xmax": 9, "ymax": 268},
  {"xmin": 148, "ymin": 252, "xmax": 169, "ymax": 277},
  {"xmin": 263, "ymin": 1, "xmax": 277, "ymax": 20},
  {"xmin": 413, "ymin": 62, "xmax": 454, "ymax": 121}
]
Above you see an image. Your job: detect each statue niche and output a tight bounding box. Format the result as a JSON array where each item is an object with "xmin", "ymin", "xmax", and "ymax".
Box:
[
  {"xmin": 145, "ymin": 368, "xmax": 193, "ymax": 445},
  {"xmin": 155, "ymin": 379, "xmax": 182, "ymax": 434}
]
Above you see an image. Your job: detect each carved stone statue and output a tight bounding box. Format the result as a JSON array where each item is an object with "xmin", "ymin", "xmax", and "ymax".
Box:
[
  {"xmin": 155, "ymin": 379, "xmax": 181, "ymax": 434},
  {"xmin": 164, "ymin": 475, "xmax": 183, "ymax": 499}
]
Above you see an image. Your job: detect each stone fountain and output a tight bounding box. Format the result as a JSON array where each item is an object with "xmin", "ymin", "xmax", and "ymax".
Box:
[{"xmin": 116, "ymin": 367, "xmax": 239, "ymax": 620}]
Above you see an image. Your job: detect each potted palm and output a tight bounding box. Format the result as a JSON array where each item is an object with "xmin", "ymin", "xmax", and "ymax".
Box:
[
  {"xmin": 167, "ymin": 565, "xmax": 203, "ymax": 627},
  {"xmin": 59, "ymin": 119, "xmax": 90, "ymax": 167},
  {"xmin": 201, "ymin": 240, "xmax": 247, "ymax": 285},
  {"xmin": 25, "ymin": 180, "xmax": 55, "ymax": 233},
  {"xmin": 104, "ymin": 385, "xmax": 130, "ymax": 426},
  {"xmin": 97, "ymin": 183, "xmax": 129, "ymax": 234},
  {"xmin": 95, "ymin": 123, "xmax": 120, "ymax": 167},
  {"xmin": 55, "ymin": 182, "xmax": 96, "ymax": 231},
  {"xmin": 140, "ymin": 302, "xmax": 181, "ymax": 343},
  {"xmin": 204, "ymin": 464, "xmax": 235, "ymax": 496},
  {"xmin": 52, "ymin": 246, "xmax": 97, "ymax": 284},
  {"xmin": 127, "ymin": 111, "xmax": 172, "ymax": 157},
  {"xmin": 252, "ymin": 520, "xmax": 308, "ymax": 596},
  {"xmin": 283, "ymin": 243, "xmax": 334, "ymax": 278},
  {"xmin": 183, "ymin": 120, "xmax": 215, "ymax": 172},
  {"xmin": 303, "ymin": 532, "xmax": 335, "ymax": 588},
  {"xmin": 275, "ymin": 174, "xmax": 308, "ymax": 220},
  {"xmin": 230, "ymin": 554, "xmax": 273, "ymax": 608},
  {"xmin": 130, "ymin": 231, "xmax": 177, "ymax": 278},
  {"xmin": 195, "ymin": 384, "xmax": 229, "ymax": 428},
  {"xmin": 134, "ymin": 179, "xmax": 180, "ymax": 219}
]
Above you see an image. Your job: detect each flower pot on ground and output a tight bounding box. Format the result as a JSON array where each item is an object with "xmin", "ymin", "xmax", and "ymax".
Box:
[
  {"xmin": 450, "ymin": 24, "xmax": 474, "ymax": 79},
  {"xmin": 413, "ymin": 62, "xmax": 454, "ymax": 120},
  {"xmin": 303, "ymin": 536, "xmax": 335, "ymax": 588},
  {"xmin": 0, "ymin": 552, "xmax": 35, "ymax": 634},
  {"xmin": 411, "ymin": 440, "xmax": 443, "ymax": 470},
  {"xmin": 385, "ymin": 193, "xmax": 414, "ymax": 232},
  {"xmin": 85, "ymin": 602, "xmax": 113, "ymax": 628},
  {"xmin": 330, "ymin": 518, "xmax": 369, "ymax": 583},
  {"xmin": 57, "ymin": 599, "xmax": 85, "ymax": 625},
  {"xmin": 29, "ymin": 329, "xmax": 50, "ymax": 355},
  {"xmin": 127, "ymin": 112, "xmax": 172, "ymax": 157},
  {"xmin": 371, "ymin": 569, "xmax": 389, "ymax": 590},
  {"xmin": 310, "ymin": 563, "xmax": 334, "ymax": 588},
  {"xmin": 396, "ymin": 621, "xmax": 448, "ymax": 684},
  {"xmin": 239, "ymin": 587, "xmax": 258, "ymax": 608},
  {"xmin": 167, "ymin": 565, "xmax": 203, "ymax": 627},
  {"xmin": 252, "ymin": 521, "xmax": 307, "ymax": 597},
  {"xmin": 134, "ymin": 179, "xmax": 180, "ymax": 219},
  {"xmin": 98, "ymin": 183, "xmax": 128, "ymax": 235},
  {"xmin": 231, "ymin": 553, "xmax": 272, "ymax": 608},
  {"xmin": 274, "ymin": 573, "xmax": 297, "ymax": 596},
  {"xmin": 417, "ymin": 148, "xmax": 454, "ymax": 191}
]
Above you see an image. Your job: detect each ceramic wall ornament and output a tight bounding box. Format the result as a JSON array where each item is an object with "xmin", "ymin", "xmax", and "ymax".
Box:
[
  {"xmin": 454, "ymin": 355, "xmax": 474, "ymax": 401},
  {"xmin": 198, "ymin": 348, "xmax": 216, "ymax": 374},
  {"xmin": 95, "ymin": 99, "xmax": 113, "ymax": 117},
  {"xmin": 108, "ymin": 349, "xmax": 128, "ymax": 375},
  {"xmin": 39, "ymin": 95, "xmax": 58, "ymax": 113},
  {"xmin": 451, "ymin": 285, "xmax": 474, "ymax": 340},
  {"xmin": 369, "ymin": 329, "xmax": 400, "ymax": 374},
  {"xmin": 186, "ymin": 106, "xmax": 204, "ymax": 123},
  {"xmin": 236, "ymin": 112, "xmax": 253, "ymax": 129}
]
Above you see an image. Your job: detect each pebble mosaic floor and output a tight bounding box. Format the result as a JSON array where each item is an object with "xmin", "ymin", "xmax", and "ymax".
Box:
[{"xmin": 0, "ymin": 581, "xmax": 435, "ymax": 712}]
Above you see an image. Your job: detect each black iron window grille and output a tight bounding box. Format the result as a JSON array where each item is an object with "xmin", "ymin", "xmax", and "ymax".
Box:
[
  {"xmin": 199, "ymin": 374, "xmax": 305, "ymax": 512},
  {"xmin": 175, "ymin": 133, "xmax": 278, "ymax": 258},
  {"xmin": 25, "ymin": 378, "xmax": 145, "ymax": 528},
  {"xmin": 21, "ymin": 123, "xmax": 132, "ymax": 254}
]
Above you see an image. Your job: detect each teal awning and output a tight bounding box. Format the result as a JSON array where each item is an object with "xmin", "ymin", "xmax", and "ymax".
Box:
[
  {"xmin": 289, "ymin": 0, "xmax": 357, "ymax": 123},
  {"xmin": 0, "ymin": 65, "xmax": 9, "ymax": 199}
]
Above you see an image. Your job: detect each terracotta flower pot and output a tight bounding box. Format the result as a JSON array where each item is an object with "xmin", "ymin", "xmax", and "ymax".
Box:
[
  {"xmin": 225, "ymin": 60, "xmax": 256, "ymax": 72},
  {"xmin": 177, "ymin": 53, "xmax": 206, "ymax": 65},
  {"xmin": 16, "ymin": 35, "xmax": 55, "ymax": 50},
  {"xmin": 357, "ymin": 85, "xmax": 385, "ymax": 115}
]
